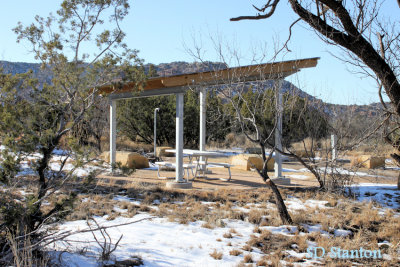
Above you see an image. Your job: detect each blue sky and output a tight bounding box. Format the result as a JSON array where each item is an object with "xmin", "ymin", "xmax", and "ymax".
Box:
[{"xmin": 0, "ymin": 0, "xmax": 396, "ymax": 105}]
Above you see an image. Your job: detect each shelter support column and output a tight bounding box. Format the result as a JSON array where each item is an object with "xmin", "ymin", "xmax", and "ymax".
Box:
[
  {"xmin": 109, "ymin": 99, "xmax": 117, "ymax": 170},
  {"xmin": 199, "ymin": 88, "xmax": 206, "ymax": 169},
  {"xmin": 274, "ymin": 79, "xmax": 283, "ymax": 178},
  {"xmin": 331, "ymin": 134, "xmax": 337, "ymax": 161},
  {"xmin": 175, "ymin": 93, "xmax": 184, "ymax": 182}
]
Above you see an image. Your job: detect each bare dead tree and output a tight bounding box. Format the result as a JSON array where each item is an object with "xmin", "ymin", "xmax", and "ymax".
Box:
[
  {"xmin": 186, "ymin": 37, "xmax": 297, "ymax": 223},
  {"xmin": 231, "ymin": 0, "xmax": 400, "ymax": 189}
]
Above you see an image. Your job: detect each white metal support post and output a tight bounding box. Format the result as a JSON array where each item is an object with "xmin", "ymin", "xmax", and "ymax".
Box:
[
  {"xmin": 175, "ymin": 93, "xmax": 184, "ymax": 182},
  {"xmin": 331, "ymin": 134, "xmax": 337, "ymax": 161},
  {"xmin": 154, "ymin": 108, "xmax": 160, "ymax": 157},
  {"xmin": 109, "ymin": 99, "xmax": 117, "ymax": 170},
  {"xmin": 199, "ymin": 88, "xmax": 206, "ymax": 170},
  {"xmin": 274, "ymin": 80, "xmax": 283, "ymax": 178}
]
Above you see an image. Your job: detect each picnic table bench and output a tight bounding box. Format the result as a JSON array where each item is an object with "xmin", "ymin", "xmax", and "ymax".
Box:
[
  {"xmin": 155, "ymin": 162, "xmax": 195, "ymax": 180},
  {"xmin": 164, "ymin": 149, "xmax": 233, "ymax": 181},
  {"xmin": 192, "ymin": 160, "xmax": 232, "ymax": 181}
]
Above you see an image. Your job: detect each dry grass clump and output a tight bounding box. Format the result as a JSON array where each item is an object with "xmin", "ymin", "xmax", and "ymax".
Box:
[
  {"xmin": 247, "ymin": 231, "xmax": 292, "ymax": 253},
  {"xmin": 256, "ymin": 253, "xmax": 282, "ymax": 267},
  {"xmin": 223, "ymin": 232, "xmax": 233, "ymax": 239},
  {"xmin": 241, "ymin": 244, "xmax": 253, "ymax": 252},
  {"xmin": 152, "ymin": 197, "xmax": 266, "ymax": 228},
  {"xmin": 348, "ymin": 202, "xmax": 381, "ymax": 230},
  {"xmin": 138, "ymin": 204, "xmax": 151, "ymax": 212},
  {"xmin": 376, "ymin": 211, "xmax": 400, "ymax": 243},
  {"xmin": 253, "ymin": 226, "xmax": 262, "ymax": 234},
  {"xmin": 209, "ymin": 249, "xmax": 223, "ymax": 260},
  {"xmin": 201, "ymin": 222, "xmax": 214, "ymax": 229},
  {"xmin": 106, "ymin": 212, "xmax": 121, "ymax": 221},
  {"xmin": 307, "ymin": 200, "xmax": 364, "ymax": 231},
  {"xmin": 125, "ymin": 183, "xmax": 166, "ymax": 200},
  {"xmin": 141, "ymin": 192, "xmax": 163, "ymax": 205},
  {"xmin": 292, "ymin": 233, "xmax": 309, "ymax": 252},
  {"xmin": 228, "ymin": 210, "xmax": 247, "ymax": 221},
  {"xmin": 255, "ymin": 257, "xmax": 270, "ymax": 266},
  {"xmin": 229, "ymin": 249, "xmax": 242, "ymax": 256},
  {"xmin": 311, "ymin": 233, "xmax": 389, "ymax": 266},
  {"xmin": 304, "ymin": 228, "xmax": 397, "ymax": 266},
  {"xmin": 67, "ymin": 194, "xmax": 117, "ymax": 220},
  {"xmin": 291, "ymin": 211, "xmax": 310, "ymax": 225},
  {"xmin": 229, "ymin": 228, "xmax": 238, "ymax": 234},
  {"xmin": 247, "ymin": 209, "xmax": 266, "ymax": 224},
  {"xmin": 117, "ymin": 201, "xmax": 131, "ymax": 210},
  {"xmin": 259, "ymin": 209, "xmax": 283, "ymax": 227},
  {"xmin": 154, "ymin": 201, "xmax": 210, "ymax": 224},
  {"xmin": 243, "ymin": 254, "xmax": 253, "ymax": 263}
]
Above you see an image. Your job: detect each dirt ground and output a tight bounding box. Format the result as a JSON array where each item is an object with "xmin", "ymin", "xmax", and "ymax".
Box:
[{"xmin": 97, "ymin": 155, "xmax": 399, "ymax": 191}]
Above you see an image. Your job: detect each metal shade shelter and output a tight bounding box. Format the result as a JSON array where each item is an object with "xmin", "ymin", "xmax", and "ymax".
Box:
[{"xmin": 98, "ymin": 57, "xmax": 320, "ymax": 185}]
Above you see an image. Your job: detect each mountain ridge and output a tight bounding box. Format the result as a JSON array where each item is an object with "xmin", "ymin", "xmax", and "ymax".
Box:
[{"xmin": 0, "ymin": 60, "xmax": 384, "ymax": 117}]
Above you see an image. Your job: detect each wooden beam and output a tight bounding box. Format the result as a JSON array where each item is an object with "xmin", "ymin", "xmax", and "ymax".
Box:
[
  {"xmin": 97, "ymin": 57, "xmax": 319, "ymax": 96},
  {"xmin": 160, "ymin": 58, "xmax": 318, "ymax": 87}
]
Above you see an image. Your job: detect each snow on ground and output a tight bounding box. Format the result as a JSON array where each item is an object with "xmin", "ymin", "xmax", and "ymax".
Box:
[
  {"xmin": 259, "ymin": 225, "xmax": 298, "ymax": 236},
  {"xmin": 285, "ymin": 198, "xmax": 329, "ymax": 211},
  {"xmin": 5, "ymin": 146, "xmax": 399, "ymax": 265},
  {"xmin": 298, "ymin": 167, "xmax": 388, "ymax": 179},
  {"xmin": 48, "ymin": 161, "xmax": 105, "ymax": 177},
  {"xmin": 282, "ymin": 168, "xmax": 302, "ymax": 173},
  {"xmin": 14, "ymin": 147, "xmax": 107, "ymax": 178},
  {"xmin": 350, "ymin": 183, "xmax": 400, "ymax": 209},
  {"xmin": 143, "ymin": 163, "xmax": 159, "ymax": 171},
  {"xmin": 333, "ymin": 229, "xmax": 353, "ymax": 237},
  {"xmin": 47, "ymin": 191, "xmax": 384, "ymax": 267},
  {"xmin": 50, "ymin": 214, "xmax": 265, "ymax": 267},
  {"xmin": 30, "ymin": 175, "xmax": 399, "ymax": 267}
]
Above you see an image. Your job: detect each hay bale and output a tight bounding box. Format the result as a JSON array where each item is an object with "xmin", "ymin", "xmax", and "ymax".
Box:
[
  {"xmin": 100, "ymin": 151, "xmax": 149, "ymax": 169},
  {"xmin": 351, "ymin": 155, "xmax": 385, "ymax": 169},
  {"xmin": 156, "ymin": 146, "xmax": 174, "ymax": 157},
  {"xmin": 230, "ymin": 154, "xmax": 274, "ymax": 171},
  {"xmin": 266, "ymin": 157, "xmax": 275, "ymax": 171}
]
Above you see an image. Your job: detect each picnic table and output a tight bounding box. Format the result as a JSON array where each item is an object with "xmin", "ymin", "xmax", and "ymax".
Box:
[{"xmin": 165, "ymin": 149, "xmax": 232, "ymax": 181}]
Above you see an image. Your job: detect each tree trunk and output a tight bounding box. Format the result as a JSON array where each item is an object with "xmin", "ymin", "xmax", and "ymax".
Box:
[
  {"xmin": 390, "ymin": 153, "xmax": 400, "ymax": 190},
  {"xmin": 398, "ymin": 171, "xmax": 400, "ymax": 190},
  {"xmin": 265, "ymin": 178, "xmax": 293, "ymax": 224},
  {"xmin": 255, "ymin": 149, "xmax": 293, "ymax": 224},
  {"xmin": 256, "ymin": 143, "xmax": 292, "ymax": 224}
]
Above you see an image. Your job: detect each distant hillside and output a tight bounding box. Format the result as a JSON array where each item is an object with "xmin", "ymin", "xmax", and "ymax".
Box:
[
  {"xmin": 0, "ymin": 61, "xmax": 52, "ymax": 85},
  {"xmin": 145, "ymin": 61, "xmax": 227, "ymax": 77},
  {"xmin": 0, "ymin": 60, "xmax": 384, "ymax": 119},
  {"xmin": 324, "ymin": 102, "xmax": 384, "ymax": 119},
  {"xmin": 0, "ymin": 61, "xmax": 41, "ymax": 74}
]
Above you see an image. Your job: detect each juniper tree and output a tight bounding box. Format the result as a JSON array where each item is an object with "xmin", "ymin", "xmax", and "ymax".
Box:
[{"xmin": 0, "ymin": 0, "xmax": 146, "ymax": 264}]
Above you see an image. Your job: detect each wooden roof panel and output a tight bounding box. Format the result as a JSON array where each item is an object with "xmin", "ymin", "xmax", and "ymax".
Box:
[{"xmin": 97, "ymin": 57, "xmax": 319, "ymax": 97}]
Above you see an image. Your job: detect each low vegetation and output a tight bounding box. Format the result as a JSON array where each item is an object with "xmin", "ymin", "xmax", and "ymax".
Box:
[{"xmin": 3, "ymin": 175, "xmax": 395, "ymax": 265}]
